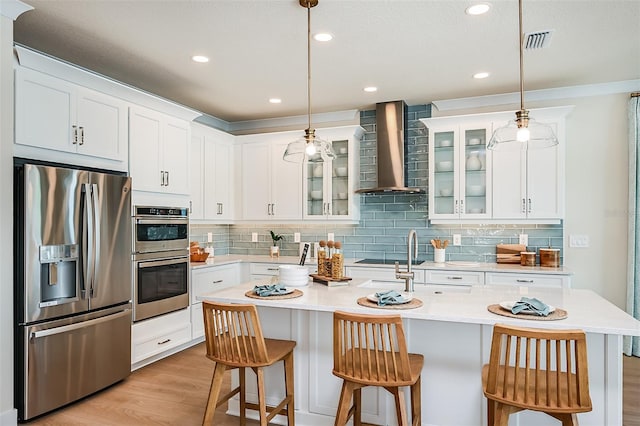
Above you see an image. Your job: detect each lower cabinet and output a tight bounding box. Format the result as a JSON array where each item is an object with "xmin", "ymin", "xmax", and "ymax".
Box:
[
  {"xmin": 191, "ymin": 263, "xmax": 241, "ymax": 339},
  {"xmin": 424, "ymin": 269, "xmax": 484, "ymax": 286},
  {"xmin": 485, "ymin": 272, "xmax": 570, "ymax": 288},
  {"xmin": 249, "ymin": 263, "xmax": 282, "ymax": 282},
  {"xmin": 131, "ymin": 308, "xmax": 191, "ymax": 367},
  {"xmin": 345, "ymin": 265, "xmax": 426, "ymax": 283}
]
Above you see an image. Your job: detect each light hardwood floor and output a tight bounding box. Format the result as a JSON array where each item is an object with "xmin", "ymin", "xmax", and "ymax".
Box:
[{"xmin": 27, "ymin": 343, "xmax": 640, "ymax": 425}]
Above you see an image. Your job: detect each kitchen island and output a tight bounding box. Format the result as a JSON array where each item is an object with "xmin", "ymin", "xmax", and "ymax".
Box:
[{"xmin": 198, "ymin": 277, "xmax": 639, "ymax": 426}]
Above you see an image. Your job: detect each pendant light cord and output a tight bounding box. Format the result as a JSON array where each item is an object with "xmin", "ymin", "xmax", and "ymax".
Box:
[
  {"xmin": 518, "ymin": 0, "xmax": 525, "ymax": 112},
  {"xmin": 306, "ymin": 3, "xmax": 312, "ymax": 132}
]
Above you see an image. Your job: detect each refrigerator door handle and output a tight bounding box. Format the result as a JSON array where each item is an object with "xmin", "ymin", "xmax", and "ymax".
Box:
[
  {"xmin": 90, "ymin": 183, "xmax": 101, "ymax": 298},
  {"xmin": 82, "ymin": 183, "xmax": 96, "ymax": 299},
  {"xmin": 30, "ymin": 310, "xmax": 130, "ymax": 340}
]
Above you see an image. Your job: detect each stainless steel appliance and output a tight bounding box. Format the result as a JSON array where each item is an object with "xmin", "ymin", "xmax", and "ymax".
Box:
[
  {"xmin": 14, "ymin": 161, "xmax": 133, "ymax": 421},
  {"xmin": 132, "ymin": 206, "xmax": 189, "ymax": 322}
]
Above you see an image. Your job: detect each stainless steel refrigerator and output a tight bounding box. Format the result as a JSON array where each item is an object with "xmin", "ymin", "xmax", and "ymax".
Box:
[{"xmin": 14, "ymin": 162, "xmax": 133, "ymax": 421}]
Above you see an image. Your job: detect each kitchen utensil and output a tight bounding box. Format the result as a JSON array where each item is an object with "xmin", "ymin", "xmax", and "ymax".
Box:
[
  {"xmin": 299, "ymin": 243, "xmax": 309, "ymax": 265},
  {"xmin": 443, "ymin": 240, "xmax": 449, "ymax": 249}
]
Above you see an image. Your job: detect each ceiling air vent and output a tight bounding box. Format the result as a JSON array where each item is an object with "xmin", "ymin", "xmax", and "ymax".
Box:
[{"xmin": 524, "ymin": 29, "xmax": 554, "ymax": 49}]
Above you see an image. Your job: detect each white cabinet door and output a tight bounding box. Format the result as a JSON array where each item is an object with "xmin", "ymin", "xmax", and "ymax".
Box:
[
  {"xmin": 191, "ymin": 264, "xmax": 240, "ymax": 339},
  {"xmin": 271, "ymin": 141, "xmax": 303, "ymax": 220},
  {"xmin": 213, "ymin": 140, "xmax": 233, "ymax": 220},
  {"xmin": 485, "ymin": 272, "xmax": 570, "ymax": 288},
  {"xmin": 241, "ymin": 143, "xmax": 271, "ymax": 220},
  {"xmin": 15, "ymin": 67, "xmax": 127, "ymax": 164},
  {"xmin": 527, "ymin": 141, "xmax": 563, "ymax": 219},
  {"xmin": 189, "ymin": 133, "xmax": 204, "ymax": 219},
  {"xmin": 492, "ymin": 148, "xmax": 527, "ymax": 219},
  {"xmin": 129, "ymin": 106, "xmax": 190, "ymax": 195}
]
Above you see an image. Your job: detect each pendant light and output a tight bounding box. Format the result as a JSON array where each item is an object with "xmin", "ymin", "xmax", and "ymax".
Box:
[
  {"xmin": 487, "ymin": 0, "xmax": 558, "ymax": 151},
  {"xmin": 283, "ymin": 0, "xmax": 336, "ymax": 163}
]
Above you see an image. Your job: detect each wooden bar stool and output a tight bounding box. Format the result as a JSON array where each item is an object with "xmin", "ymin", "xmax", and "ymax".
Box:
[
  {"xmin": 201, "ymin": 301, "xmax": 296, "ymax": 426},
  {"xmin": 332, "ymin": 310, "xmax": 423, "ymax": 426},
  {"xmin": 482, "ymin": 324, "xmax": 592, "ymax": 426}
]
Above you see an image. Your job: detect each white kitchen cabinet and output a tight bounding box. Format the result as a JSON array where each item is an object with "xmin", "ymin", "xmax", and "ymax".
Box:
[
  {"xmin": 15, "ymin": 66, "xmax": 128, "ymax": 168},
  {"xmin": 303, "ymin": 126, "xmax": 363, "ymax": 221},
  {"xmin": 424, "ymin": 269, "xmax": 484, "ymax": 286},
  {"xmin": 249, "ymin": 263, "xmax": 282, "ymax": 281},
  {"xmin": 422, "ymin": 118, "xmax": 492, "ymax": 221},
  {"xmin": 131, "ymin": 308, "xmax": 191, "ymax": 367},
  {"xmin": 190, "ymin": 123, "xmax": 234, "ymax": 222},
  {"xmin": 191, "ymin": 263, "xmax": 240, "ymax": 339},
  {"xmin": 485, "ymin": 272, "xmax": 570, "ymax": 288},
  {"xmin": 129, "ymin": 105, "xmax": 190, "ymax": 195},
  {"xmin": 238, "ymin": 132, "xmax": 303, "ymax": 221},
  {"xmin": 345, "ymin": 265, "xmax": 426, "ymax": 283}
]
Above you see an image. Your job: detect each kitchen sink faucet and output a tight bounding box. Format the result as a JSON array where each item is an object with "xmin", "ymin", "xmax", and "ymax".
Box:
[{"xmin": 395, "ymin": 229, "xmax": 418, "ymax": 292}]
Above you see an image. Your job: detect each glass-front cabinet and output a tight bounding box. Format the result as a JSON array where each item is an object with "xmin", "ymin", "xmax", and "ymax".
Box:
[
  {"xmin": 427, "ymin": 122, "xmax": 492, "ymax": 221},
  {"xmin": 303, "ymin": 126, "xmax": 363, "ymax": 221}
]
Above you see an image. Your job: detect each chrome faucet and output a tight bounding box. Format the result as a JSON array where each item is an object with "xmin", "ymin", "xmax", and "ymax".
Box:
[{"xmin": 395, "ymin": 229, "xmax": 418, "ymax": 292}]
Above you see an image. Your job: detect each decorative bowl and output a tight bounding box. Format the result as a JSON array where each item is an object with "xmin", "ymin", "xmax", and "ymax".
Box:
[
  {"xmin": 437, "ymin": 161, "xmax": 453, "ymax": 172},
  {"xmin": 335, "ymin": 167, "xmax": 348, "ymax": 177},
  {"xmin": 310, "ymin": 190, "xmax": 323, "ymax": 200},
  {"xmin": 466, "ymin": 185, "xmax": 486, "ymax": 196},
  {"xmin": 439, "ymin": 188, "xmax": 453, "ymax": 197},
  {"xmin": 338, "ymin": 147, "xmax": 348, "ymax": 154},
  {"xmin": 439, "ymin": 139, "xmax": 452, "ymax": 147},
  {"xmin": 468, "ymin": 138, "xmax": 481, "ymax": 145},
  {"xmin": 190, "ymin": 250, "xmax": 209, "ymax": 262}
]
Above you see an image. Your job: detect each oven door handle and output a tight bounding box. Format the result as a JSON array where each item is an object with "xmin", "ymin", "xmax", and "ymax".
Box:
[
  {"xmin": 135, "ymin": 218, "xmax": 188, "ymax": 225},
  {"xmin": 138, "ymin": 257, "xmax": 189, "ymax": 269}
]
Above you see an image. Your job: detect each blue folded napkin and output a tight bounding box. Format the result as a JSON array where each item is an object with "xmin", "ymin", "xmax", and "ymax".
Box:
[
  {"xmin": 375, "ymin": 290, "xmax": 408, "ymax": 306},
  {"xmin": 511, "ymin": 297, "xmax": 551, "ymax": 316},
  {"xmin": 254, "ymin": 284, "xmax": 288, "ymax": 297}
]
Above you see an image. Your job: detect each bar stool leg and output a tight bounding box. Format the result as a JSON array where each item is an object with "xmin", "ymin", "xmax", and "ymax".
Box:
[
  {"xmin": 410, "ymin": 379, "xmax": 421, "ymax": 426},
  {"xmin": 256, "ymin": 367, "xmax": 268, "ymax": 426},
  {"xmin": 353, "ymin": 388, "xmax": 362, "ymax": 426},
  {"xmin": 239, "ymin": 367, "xmax": 246, "ymax": 426},
  {"xmin": 334, "ymin": 381, "xmax": 356, "ymax": 426},
  {"xmin": 390, "ymin": 387, "xmax": 408, "ymax": 426},
  {"xmin": 284, "ymin": 352, "xmax": 295, "ymax": 425},
  {"xmin": 203, "ymin": 362, "xmax": 227, "ymax": 424}
]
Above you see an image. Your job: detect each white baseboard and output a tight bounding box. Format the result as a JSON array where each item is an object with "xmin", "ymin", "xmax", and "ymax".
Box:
[{"xmin": 0, "ymin": 407, "xmax": 17, "ymax": 426}]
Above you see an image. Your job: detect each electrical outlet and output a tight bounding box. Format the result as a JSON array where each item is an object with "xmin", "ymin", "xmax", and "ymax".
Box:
[
  {"xmin": 569, "ymin": 234, "xmax": 590, "ymax": 248},
  {"xmin": 453, "ymin": 234, "xmax": 461, "ymax": 246},
  {"xmin": 328, "ymin": 232, "xmax": 335, "ymax": 241},
  {"xmin": 294, "ymin": 232, "xmax": 301, "ymax": 243},
  {"xmin": 251, "ymin": 232, "xmax": 258, "ymax": 242},
  {"xmin": 519, "ymin": 234, "xmax": 528, "ymax": 246}
]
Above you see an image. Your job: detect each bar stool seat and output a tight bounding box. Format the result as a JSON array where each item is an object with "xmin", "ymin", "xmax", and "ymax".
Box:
[
  {"xmin": 202, "ymin": 301, "xmax": 295, "ymax": 425},
  {"xmin": 482, "ymin": 323, "xmax": 592, "ymax": 426},
  {"xmin": 332, "ymin": 310, "xmax": 423, "ymax": 426}
]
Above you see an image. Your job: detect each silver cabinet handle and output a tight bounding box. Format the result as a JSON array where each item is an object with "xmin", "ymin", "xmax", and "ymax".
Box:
[
  {"xmin": 160, "ymin": 171, "xmax": 165, "ymax": 186},
  {"xmin": 516, "ymin": 279, "xmax": 534, "ymax": 283},
  {"xmin": 157, "ymin": 338, "xmax": 171, "ymax": 345},
  {"xmin": 165, "ymin": 171, "xmax": 169, "ymax": 186},
  {"xmin": 72, "ymin": 125, "xmax": 78, "ymax": 144},
  {"xmin": 267, "ymin": 268, "xmax": 279, "ymax": 271},
  {"xmin": 447, "ymin": 276, "xmax": 463, "ymax": 280},
  {"xmin": 271, "ymin": 203, "xmax": 275, "ymax": 216},
  {"xmin": 527, "ymin": 198, "xmax": 532, "ymax": 213},
  {"xmin": 79, "ymin": 126, "xmax": 85, "ymax": 145},
  {"xmin": 522, "ymin": 198, "xmax": 526, "ymax": 213},
  {"xmin": 460, "ymin": 199, "xmax": 464, "ymax": 213},
  {"xmin": 455, "ymin": 199, "xmax": 458, "ymax": 214},
  {"xmin": 212, "ymin": 279, "xmax": 223, "ymax": 284},
  {"xmin": 189, "ymin": 200, "xmax": 193, "ymax": 214}
]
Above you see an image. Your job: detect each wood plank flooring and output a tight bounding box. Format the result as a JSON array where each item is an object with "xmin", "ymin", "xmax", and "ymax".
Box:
[{"xmin": 27, "ymin": 343, "xmax": 640, "ymax": 425}]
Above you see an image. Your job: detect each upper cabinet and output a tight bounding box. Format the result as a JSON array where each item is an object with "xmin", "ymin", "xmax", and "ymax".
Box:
[
  {"xmin": 190, "ymin": 123, "xmax": 234, "ymax": 222},
  {"xmin": 303, "ymin": 126, "xmax": 363, "ymax": 221},
  {"xmin": 129, "ymin": 106, "xmax": 190, "ymax": 195},
  {"xmin": 15, "ymin": 67, "xmax": 128, "ymax": 171},
  {"xmin": 421, "ymin": 106, "xmax": 572, "ymax": 224},
  {"xmin": 426, "ymin": 122, "xmax": 492, "ymax": 221},
  {"xmin": 238, "ymin": 133, "xmax": 303, "ymax": 221}
]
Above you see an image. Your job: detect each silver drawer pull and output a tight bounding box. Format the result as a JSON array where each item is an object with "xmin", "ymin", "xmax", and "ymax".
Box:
[
  {"xmin": 157, "ymin": 339, "xmax": 171, "ymax": 345},
  {"xmin": 516, "ymin": 279, "xmax": 534, "ymax": 283},
  {"xmin": 212, "ymin": 279, "xmax": 223, "ymax": 284},
  {"xmin": 267, "ymin": 268, "xmax": 279, "ymax": 271},
  {"xmin": 447, "ymin": 276, "xmax": 463, "ymax": 280}
]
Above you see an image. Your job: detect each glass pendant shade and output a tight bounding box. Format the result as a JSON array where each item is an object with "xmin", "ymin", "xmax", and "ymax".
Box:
[
  {"xmin": 283, "ymin": 129, "xmax": 336, "ymax": 163},
  {"xmin": 487, "ymin": 110, "xmax": 558, "ymax": 151}
]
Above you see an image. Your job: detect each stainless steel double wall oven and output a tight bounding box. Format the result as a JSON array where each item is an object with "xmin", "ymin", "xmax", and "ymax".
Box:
[{"xmin": 132, "ymin": 206, "xmax": 189, "ymax": 322}]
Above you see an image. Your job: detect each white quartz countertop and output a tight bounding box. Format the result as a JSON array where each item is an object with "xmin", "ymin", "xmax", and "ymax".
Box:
[
  {"xmin": 191, "ymin": 254, "xmax": 573, "ymax": 275},
  {"xmin": 197, "ymin": 278, "xmax": 640, "ymax": 337}
]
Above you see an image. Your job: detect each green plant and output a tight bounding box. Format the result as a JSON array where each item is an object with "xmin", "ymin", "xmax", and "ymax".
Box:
[{"xmin": 270, "ymin": 231, "xmax": 284, "ymax": 246}]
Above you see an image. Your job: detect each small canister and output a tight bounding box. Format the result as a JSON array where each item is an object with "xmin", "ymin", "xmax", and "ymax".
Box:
[
  {"xmin": 520, "ymin": 252, "xmax": 536, "ymax": 267},
  {"xmin": 539, "ymin": 248, "xmax": 560, "ymax": 267}
]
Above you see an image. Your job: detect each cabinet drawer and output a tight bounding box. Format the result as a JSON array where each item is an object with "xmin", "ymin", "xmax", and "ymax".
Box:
[
  {"xmin": 191, "ymin": 264, "xmax": 239, "ymax": 303},
  {"xmin": 424, "ymin": 270, "xmax": 484, "ymax": 286},
  {"xmin": 132, "ymin": 309, "xmax": 191, "ymax": 363},
  {"xmin": 485, "ymin": 273, "xmax": 570, "ymax": 288},
  {"xmin": 250, "ymin": 263, "xmax": 282, "ymax": 276}
]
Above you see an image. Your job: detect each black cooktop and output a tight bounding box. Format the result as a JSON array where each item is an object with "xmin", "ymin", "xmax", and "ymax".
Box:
[{"xmin": 355, "ymin": 258, "xmax": 426, "ymax": 266}]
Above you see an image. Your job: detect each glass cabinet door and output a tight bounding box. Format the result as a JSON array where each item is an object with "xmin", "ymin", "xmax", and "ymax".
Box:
[
  {"xmin": 306, "ymin": 160, "xmax": 326, "ymax": 218},
  {"xmin": 462, "ymin": 127, "xmax": 487, "ymax": 216},
  {"xmin": 330, "ymin": 140, "xmax": 349, "ymax": 217},
  {"xmin": 432, "ymin": 131, "xmax": 456, "ymax": 216}
]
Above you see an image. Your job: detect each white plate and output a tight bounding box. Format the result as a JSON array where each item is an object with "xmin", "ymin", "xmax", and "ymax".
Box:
[
  {"xmin": 499, "ymin": 301, "xmax": 555, "ymax": 315},
  {"xmin": 367, "ymin": 292, "xmax": 413, "ymax": 305}
]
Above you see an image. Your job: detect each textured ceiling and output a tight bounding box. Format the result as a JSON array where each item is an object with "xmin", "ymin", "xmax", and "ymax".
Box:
[{"xmin": 13, "ymin": 0, "xmax": 640, "ymax": 123}]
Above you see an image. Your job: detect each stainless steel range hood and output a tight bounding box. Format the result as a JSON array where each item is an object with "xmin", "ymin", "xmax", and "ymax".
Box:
[{"xmin": 356, "ymin": 101, "xmax": 424, "ymax": 194}]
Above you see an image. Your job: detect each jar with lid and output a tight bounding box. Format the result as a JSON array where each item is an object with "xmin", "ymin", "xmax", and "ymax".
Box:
[
  {"xmin": 331, "ymin": 242, "xmax": 344, "ymax": 279},
  {"xmin": 325, "ymin": 241, "xmax": 335, "ymax": 277},
  {"xmin": 317, "ymin": 240, "xmax": 327, "ymax": 276}
]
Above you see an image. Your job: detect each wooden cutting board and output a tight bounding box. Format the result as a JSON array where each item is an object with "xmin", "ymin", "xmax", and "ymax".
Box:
[
  {"xmin": 496, "ymin": 244, "xmax": 526, "ymax": 264},
  {"xmin": 309, "ymin": 274, "xmax": 351, "ymax": 287}
]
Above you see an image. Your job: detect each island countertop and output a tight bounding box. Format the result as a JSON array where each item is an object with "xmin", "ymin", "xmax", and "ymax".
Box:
[{"xmin": 198, "ymin": 278, "xmax": 639, "ymax": 337}]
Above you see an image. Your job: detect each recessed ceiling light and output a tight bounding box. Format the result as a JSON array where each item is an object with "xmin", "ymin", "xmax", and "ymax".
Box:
[
  {"xmin": 269, "ymin": 98, "xmax": 282, "ymax": 104},
  {"xmin": 363, "ymin": 86, "xmax": 378, "ymax": 93},
  {"xmin": 473, "ymin": 72, "xmax": 490, "ymax": 79},
  {"xmin": 466, "ymin": 3, "xmax": 491, "ymax": 15},
  {"xmin": 192, "ymin": 55, "xmax": 209, "ymax": 63},
  {"xmin": 314, "ymin": 33, "xmax": 333, "ymax": 42}
]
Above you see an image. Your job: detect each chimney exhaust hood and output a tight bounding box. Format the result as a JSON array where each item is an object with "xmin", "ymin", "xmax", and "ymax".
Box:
[{"xmin": 356, "ymin": 101, "xmax": 424, "ymax": 194}]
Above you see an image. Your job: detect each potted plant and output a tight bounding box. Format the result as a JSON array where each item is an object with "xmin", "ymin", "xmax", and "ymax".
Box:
[{"xmin": 269, "ymin": 231, "xmax": 284, "ymax": 258}]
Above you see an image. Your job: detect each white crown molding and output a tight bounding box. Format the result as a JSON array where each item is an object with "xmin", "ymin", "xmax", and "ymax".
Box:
[
  {"xmin": 432, "ymin": 80, "xmax": 640, "ymax": 112},
  {"xmin": 227, "ymin": 109, "xmax": 360, "ymax": 135},
  {"xmin": 0, "ymin": 0, "xmax": 32, "ymax": 20}
]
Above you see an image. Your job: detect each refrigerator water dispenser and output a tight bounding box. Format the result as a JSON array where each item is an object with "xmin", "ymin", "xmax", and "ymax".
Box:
[{"xmin": 39, "ymin": 244, "xmax": 79, "ymax": 304}]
